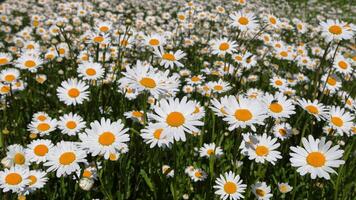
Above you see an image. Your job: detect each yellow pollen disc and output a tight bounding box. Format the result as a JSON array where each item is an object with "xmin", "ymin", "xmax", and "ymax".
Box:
[
  {"xmin": 68, "ymin": 88, "xmax": 80, "ymax": 98},
  {"xmin": 37, "ymin": 115, "xmax": 47, "ymax": 121},
  {"xmin": 100, "ymin": 26, "xmax": 109, "ymax": 32},
  {"xmin": 5, "ymin": 173, "xmax": 22, "ymax": 185},
  {"xmin": 162, "ymin": 53, "xmax": 176, "ymax": 61},
  {"xmin": 305, "ymin": 105, "xmax": 319, "ymax": 114},
  {"xmin": 331, "ymin": 116, "xmax": 343, "ymax": 127},
  {"xmin": 269, "ymin": 102, "xmax": 283, "ymax": 113},
  {"xmin": 191, "ymin": 76, "xmax": 200, "ymax": 82},
  {"xmin": 193, "ymin": 106, "xmax": 200, "ymax": 114},
  {"xmin": 0, "ymin": 58, "xmax": 9, "ymax": 65},
  {"xmin": 140, "ymin": 77, "xmax": 156, "ymax": 88},
  {"xmin": 34, "ymin": 144, "xmax": 48, "ymax": 156},
  {"xmin": 153, "ymin": 128, "xmax": 163, "ymax": 139},
  {"xmin": 280, "ymin": 51, "xmax": 288, "ymax": 57},
  {"xmin": 327, "ymin": 77, "xmax": 337, "ymax": 86},
  {"xmin": 328, "ymin": 25, "xmax": 342, "ymax": 35},
  {"xmin": 224, "ymin": 181, "xmax": 237, "ymax": 194},
  {"xmin": 214, "ymin": 85, "xmax": 223, "ymax": 91},
  {"xmin": 83, "ymin": 170, "xmax": 92, "ymax": 178},
  {"xmin": 28, "ymin": 175, "xmax": 37, "ymax": 186},
  {"xmin": 166, "ymin": 112, "xmax": 185, "ymax": 127},
  {"xmin": 37, "ymin": 123, "xmax": 50, "ymax": 132},
  {"xmin": 256, "ymin": 189, "xmax": 266, "ymax": 197},
  {"xmin": 149, "ymin": 39, "xmax": 159, "ymax": 46},
  {"xmin": 275, "ymin": 80, "xmax": 283, "ymax": 86},
  {"xmin": 4, "ymin": 74, "xmax": 15, "ymax": 82},
  {"xmin": 207, "ymin": 149, "xmax": 215, "ymax": 155},
  {"xmin": 132, "ymin": 111, "xmax": 143, "ymax": 118},
  {"xmin": 99, "ymin": 132, "xmax": 115, "ymax": 146},
  {"xmin": 1, "ymin": 85, "xmax": 10, "ymax": 93},
  {"xmin": 234, "ymin": 109, "xmax": 253, "ymax": 122},
  {"xmin": 14, "ymin": 153, "xmax": 25, "ymax": 165},
  {"xmin": 121, "ymin": 39, "xmax": 129, "ymax": 46},
  {"xmin": 235, "ymin": 55, "xmax": 243, "ymax": 61},
  {"xmin": 59, "ymin": 152, "xmax": 76, "ymax": 165},
  {"xmin": 109, "ymin": 153, "xmax": 117, "ymax": 161},
  {"xmin": 194, "ymin": 171, "xmax": 202, "ymax": 177},
  {"xmin": 279, "ymin": 129, "xmax": 287, "ymax": 136},
  {"xmin": 269, "ymin": 17, "xmax": 276, "ymax": 24},
  {"xmin": 86, "ymin": 68, "xmax": 97, "ymax": 76},
  {"xmin": 219, "ymin": 42, "xmax": 230, "ymax": 51},
  {"xmin": 238, "ymin": 16, "xmax": 249, "ymax": 25},
  {"xmin": 27, "ymin": 44, "xmax": 35, "ymax": 49},
  {"xmin": 66, "ymin": 121, "xmax": 77, "ymax": 129},
  {"xmin": 24, "ymin": 60, "xmax": 36, "ymax": 68},
  {"xmin": 94, "ymin": 36, "xmax": 104, "ymax": 43},
  {"xmin": 306, "ymin": 152, "xmax": 326, "ymax": 167},
  {"xmin": 338, "ymin": 61, "xmax": 348, "ymax": 69},
  {"xmin": 255, "ymin": 145, "xmax": 269, "ymax": 156},
  {"xmin": 58, "ymin": 48, "xmax": 65, "ymax": 55}
]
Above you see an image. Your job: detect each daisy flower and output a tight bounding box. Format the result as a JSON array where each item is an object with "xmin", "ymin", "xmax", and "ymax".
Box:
[
  {"xmin": 189, "ymin": 168, "xmax": 207, "ymax": 182},
  {"xmin": 297, "ymin": 98, "xmax": 328, "ymax": 121},
  {"xmin": 210, "ymin": 96, "xmax": 229, "ymax": 117},
  {"xmin": 186, "ymin": 75, "xmax": 205, "ymax": 85},
  {"xmin": 263, "ymin": 93, "xmax": 295, "ymax": 119},
  {"xmin": 57, "ymin": 78, "xmax": 90, "ymax": 106},
  {"xmin": 223, "ymin": 95, "xmax": 267, "ymax": 131},
  {"xmin": 77, "ymin": 61, "xmax": 104, "ymax": 80},
  {"xmin": 23, "ymin": 170, "xmax": 48, "ymax": 194},
  {"xmin": 25, "ymin": 139, "xmax": 53, "ymax": 164},
  {"xmin": 0, "ymin": 52, "xmax": 12, "ymax": 66},
  {"xmin": 199, "ymin": 143, "xmax": 223, "ymax": 158},
  {"xmin": 15, "ymin": 53, "xmax": 43, "ymax": 72},
  {"xmin": 229, "ymin": 12, "xmax": 258, "ymax": 31},
  {"xmin": 95, "ymin": 20, "xmax": 113, "ymax": 33},
  {"xmin": 333, "ymin": 54, "xmax": 353, "ymax": 75},
  {"xmin": 27, "ymin": 118, "xmax": 57, "ymax": 136},
  {"xmin": 207, "ymin": 79, "xmax": 232, "ymax": 94},
  {"xmin": 148, "ymin": 97, "xmax": 204, "ymax": 142},
  {"xmin": 321, "ymin": 74, "xmax": 341, "ymax": 93},
  {"xmin": 79, "ymin": 118, "xmax": 130, "ymax": 160},
  {"xmin": 327, "ymin": 106, "xmax": 353, "ymax": 136},
  {"xmin": 44, "ymin": 141, "xmax": 87, "ymax": 177},
  {"xmin": 124, "ymin": 110, "xmax": 144, "ymax": 123},
  {"xmin": 5, "ymin": 144, "xmax": 29, "ymax": 167},
  {"xmin": 246, "ymin": 133, "xmax": 282, "ymax": 165},
  {"xmin": 289, "ymin": 135, "xmax": 345, "ymax": 179},
  {"xmin": 278, "ymin": 182, "xmax": 293, "ymax": 193},
  {"xmin": 58, "ymin": 113, "xmax": 86, "ymax": 136},
  {"xmin": 210, "ymin": 38, "xmax": 237, "ymax": 56},
  {"xmin": 0, "ymin": 68, "xmax": 20, "ymax": 84},
  {"xmin": 154, "ymin": 47, "xmax": 186, "ymax": 69},
  {"xmin": 273, "ymin": 123, "xmax": 292, "ymax": 140},
  {"xmin": 270, "ymin": 76, "xmax": 288, "ymax": 90},
  {"xmin": 0, "ymin": 166, "xmax": 30, "ymax": 193},
  {"xmin": 214, "ymin": 171, "xmax": 247, "ymax": 200},
  {"xmin": 320, "ymin": 20, "xmax": 354, "ymax": 42},
  {"xmin": 140, "ymin": 123, "xmax": 173, "ymax": 148},
  {"xmin": 251, "ymin": 182, "xmax": 273, "ymax": 200},
  {"xmin": 143, "ymin": 33, "xmax": 166, "ymax": 48}
]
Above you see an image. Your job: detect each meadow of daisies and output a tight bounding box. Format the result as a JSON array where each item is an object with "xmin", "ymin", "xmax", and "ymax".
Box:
[{"xmin": 0, "ymin": 0, "xmax": 355, "ymax": 199}]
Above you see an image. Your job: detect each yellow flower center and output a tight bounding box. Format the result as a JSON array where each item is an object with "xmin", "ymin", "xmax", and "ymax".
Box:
[
  {"xmin": 68, "ymin": 88, "xmax": 80, "ymax": 98},
  {"xmin": 331, "ymin": 116, "xmax": 343, "ymax": 127},
  {"xmin": 269, "ymin": 17, "xmax": 276, "ymax": 24},
  {"xmin": 59, "ymin": 152, "xmax": 76, "ymax": 165},
  {"xmin": 4, "ymin": 74, "xmax": 15, "ymax": 82},
  {"xmin": 256, "ymin": 189, "xmax": 266, "ymax": 197},
  {"xmin": 234, "ymin": 109, "xmax": 252, "ymax": 122},
  {"xmin": 328, "ymin": 25, "xmax": 342, "ymax": 35},
  {"xmin": 327, "ymin": 77, "xmax": 337, "ymax": 86},
  {"xmin": 37, "ymin": 123, "xmax": 50, "ymax": 132},
  {"xmin": 58, "ymin": 48, "xmax": 65, "ymax": 55},
  {"xmin": 305, "ymin": 105, "xmax": 319, "ymax": 114},
  {"xmin": 149, "ymin": 39, "xmax": 159, "ymax": 46},
  {"xmin": 238, "ymin": 16, "xmax": 249, "ymax": 25},
  {"xmin": 83, "ymin": 170, "xmax": 92, "ymax": 178},
  {"xmin": 98, "ymin": 132, "xmax": 116, "ymax": 146},
  {"xmin": 28, "ymin": 175, "xmax": 37, "ymax": 186},
  {"xmin": 66, "ymin": 121, "xmax": 77, "ymax": 129},
  {"xmin": 279, "ymin": 129, "xmax": 287, "ymax": 136},
  {"xmin": 153, "ymin": 128, "xmax": 163, "ymax": 139},
  {"xmin": 162, "ymin": 53, "xmax": 176, "ymax": 61},
  {"xmin": 37, "ymin": 115, "xmax": 47, "ymax": 121},
  {"xmin": 280, "ymin": 51, "xmax": 288, "ymax": 57},
  {"xmin": 306, "ymin": 152, "xmax": 326, "ymax": 167},
  {"xmin": 224, "ymin": 181, "xmax": 237, "ymax": 194},
  {"xmin": 269, "ymin": 102, "xmax": 283, "ymax": 113},
  {"xmin": 275, "ymin": 80, "xmax": 283, "ymax": 86},
  {"xmin": 34, "ymin": 144, "xmax": 49, "ymax": 156},
  {"xmin": 219, "ymin": 42, "xmax": 230, "ymax": 51},
  {"xmin": 214, "ymin": 85, "xmax": 223, "ymax": 91},
  {"xmin": 140, "ymin": 77, "xmax": 156, "ymax": 89},
  {"xmin": 5, "ymin": 173, "xmax": 22, "ymax": 185},
  {"xmin": 86, "ymin": 68, "xmax": 97, "ymax": 76},
  {"xmin": 166, "ymin": 112, "xmax": 185, "ymax": 127},
  {"xmin": 255, "ymin": 145, "xmax": 269, "ymax": 156},
  {"xmin": 338, "ymin": 61, "xmax": 348, "ymax": 69},
  {"xmin": 14, "ymin": 153, "xmax": 25, "ymax": 165},
  {"xmin": 100, "ymin": 26, "xmax": 109, "ymax": 32},
  {"xmin": 191, "ymin": 76, "xmax": 200, "ymax": 82},
  {"xmin": 94, "ymin": 36, "xmax": 104, "ymax": 43},
  {"xmin": 1, "ymin": 85, "xmax": 10, "ymax": 93},
  {"xmin": 24, "ymin": 60, "xmax": 36, "ymax": 68},
  {"xmin": 0, "ymin": 58, "xmax": 9, "ymax": 65}
]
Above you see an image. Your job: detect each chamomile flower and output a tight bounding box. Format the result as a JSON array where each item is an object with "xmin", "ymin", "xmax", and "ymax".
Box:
[
  {"xmin": 327, "ymin": 106, "xmax": 353, "ymax": 136},
  {"xmin": 0, "ymin": 166, "xmax": 30, "ymax": 193},
  {"xmin": 320, "ymin": 20, "xmax": 354, "ymax": 42},
  {"xmin": 333, "ymin": 55, "xmax": 353, "ymax": 75},
  {"xmin": 290, "ymin": 135, "xmax": 345, "ymax": 179},
  {"xmin": 15, "ymin": 53, "xmax": 43, "ymax": 72},
  {"xmin": 27, "ymin": 118, "xmax": 57, "ymax": 136},
  {"xmin": 246, "ymin": 133, "xmax": 282, "ymax": 165},
  {"xmin": 0, "ymin": 53, "xmax": 12, "ymax": 66},
  {"xmin": 44, "ymin": 141, "xmax": 87, "ymax": 177},
  {"xmin": 0, "ymin": 68, "xmax": 20, "ymax": 84},
  {"xmin": 25, "ymin": 139, "xmax": 53, "ymax": 164},
  {"xmin": 273, "ymin": 123, "xmax": 292, "ymax": 140},
  {"xmin": 143, "ymin": 33, "xmax": 166, "ymax": 48},
  {"xmin": 211, "ymin": 38, "xmax": 237, "ymax": 56},
  {"xmin": 263, "ymin": 93, "xmax": 295, "ymax": 119},
  {"xmin": 229, "ymin": 12, "xmax": 258, "ymax": 31},
  {"xmin": 223, "ymin": 95, "xmax": 267, "ymax": 131},
  {"xmin": 210, "ymin": 96, "xmax": 229, "ymax": 117},
  {"xmin": 278, "ymin": 182, "xmax": 293, "ymax": 193},
  {"xmin": 199, "ymin": 143, "xmax": 223, "ymax": 158},
  {"xmin": 207, "ymin": 79, "xmax": 232, "ymax": 94},
  {"xmin": 141, "ymin": 123, "xmax": 173, "ymax": 148},
  {"xmin": 148, "ymin": 97, "xmax": 204, "ymax": 142},
  {"xmin": 270, "ymin": 76, "xmax": 288, "ymax": 89},
  {"xmin": 251, "ymin": 182, "xmax": 273, "ymax": 200},
  {"xmin": 154, "ymin": 47, "xmax": 186, "ymax": 69},
  {"xmin": 5, "ymin": 145, "xmax": 29, "ymax": 167},
  {"xmin": 321, "ymin": 74, "xmax": 341, "ymax": 93},
  {"xmin": 214, "ymin": 171, "xmax": 247, "ymax": 200},
  {"xmin": 79, "ymin": 118, "xmax": 130, "ymax": 160},
  {"xmin": 189, "ymin": 168, "xmax": 207, "ymax": 182},
  {"xmin": 23, "ymin": 170, "xmax": 48, "ymax": 194},
  {"xmin": 77, "ymin": 61, "xmax": 104, "ymax": 80},
  {"xmin": 58, "ymin": 113, "xmax": 86, "ymax": 136},
  {"xmin": 186, "ymin": 75, "xmax": 205, "ymax": 85},
  {"xmin": 297, "ymin": 98, "xmax": 328, "ymax": 121},
  {"xmin": 57, "ymin": 78, "xmax": 90, "ymax": 106},
  {"xmin": 124, "ymin": 110, "xmax": 144, "ymax": 123}
]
